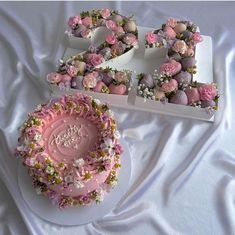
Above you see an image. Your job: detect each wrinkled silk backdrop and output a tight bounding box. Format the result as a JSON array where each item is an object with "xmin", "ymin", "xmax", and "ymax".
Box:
[{"xmin": 0, "ymin": 1, "xmax": 235, "ymax": 235}]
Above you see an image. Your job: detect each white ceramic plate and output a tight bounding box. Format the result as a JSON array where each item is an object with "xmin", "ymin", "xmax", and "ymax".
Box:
[{"xmin": 17, "ymin": 138, "xmax": 132, "ymax": 226}]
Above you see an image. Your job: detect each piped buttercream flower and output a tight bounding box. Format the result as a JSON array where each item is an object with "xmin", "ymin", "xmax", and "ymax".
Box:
[
  {"xmin": 25, "ymin": 157, "xmax": 36, "ymax": 167},
  {"xmin": 74, "ymin": 158, "xmax": 85, "ymax": 167},
  {"xmin": 74, "ymin": 180, "xmax": 84, "ymax": 189},
  {"xmin": 45, "ymin": 165, "xmax": 55, "ymax": 175},
  {"xmin": 100, "ymin": 138, "xmax": 115, "ymax": 155}
]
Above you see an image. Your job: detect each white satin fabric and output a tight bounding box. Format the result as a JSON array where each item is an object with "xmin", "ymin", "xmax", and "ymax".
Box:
[{"xmin": 0, "ymin": 1, "xmax": 235, "ymax": 235}]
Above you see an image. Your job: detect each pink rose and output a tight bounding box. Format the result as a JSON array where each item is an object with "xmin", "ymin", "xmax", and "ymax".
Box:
[
  {"xmin": 161, "ymin": 79, "xmax": 178, "ymax": 93},
  {"xmin": 105, "ymin": 20, "xmax": 117, "ymax": 31},
  {"xmin": 86, "ymin": 53, "xmax": 104, "ymax": 66},
  {"xmin": 105, "ymin": 34, "xmax": 117, "ymax": 45},
  {"xmin": 83, "ymin": 72, "xmax": 98, "ymax": 88},
  {"xmin": 164, "ymin": 26, "xmax": 176, "ymax": 39},
  {"xmin": 67, "ymin": 65, "xmax": 79, "ymax": 77},
  {"xmin": 34, "ymin": 152, "xmax": 48, "ymax": 164},
  {"xmin": 25, "ymin": 157, "xmax": 36, "ymax": 167},
  {"xmin": 114, "ymin": 71, "xmax": 127, "ymax": 82},
  {"xmin": 172, "ymin": 40, "xmax": 187, "ymax": 54},
  {"xmin": 24, "ymin": 126, "xmax": 40, "ymax": 136},
  {"xmin": 145, "ymin": 32, "xmax": 157, "ymax": 44},
  {"xmin": 198, "ymin": 84, "xmax": 217, "ymax": 101},
  {"xmin": 166, "ymin": 18, "xmax": 177, "ymax": 28},
  {"xmin": 46, "ymin": 72, "xmax": 62, "ymax": 84},
  {"xmin": 68, "ymin": 16, "xmax": 82, "ymax": 28},
  {"xmin": 100, "ymin": 8, "xmax": 110, "ymax": 18},
  {"xmin": 82, "ymin": 16, "xmax": 93, "ymax": 27},
  {"xmin": 123, "ymin": 33, "xmax": 138, "ymax": 46},
  {"xmin": 191, "ymin": 32, "xmax": 203, "ymax": 44},
  {"xmin": 80, "ymin": 29, "xmax": 92, "ymax": 38}
]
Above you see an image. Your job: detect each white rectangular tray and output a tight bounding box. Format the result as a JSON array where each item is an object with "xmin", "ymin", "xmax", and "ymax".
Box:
[{"xmin": 51, "ymin": 26, "xmax": 215, "ymax": 122}]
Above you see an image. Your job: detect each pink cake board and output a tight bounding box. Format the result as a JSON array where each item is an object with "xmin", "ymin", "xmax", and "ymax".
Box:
[
  {"xmin": 17, "ymin": 138, "xmax": 132, "ymax": 226},
  {"xmin": 50, "ymin": 26, "xmax": 215, "ymax": 122}
]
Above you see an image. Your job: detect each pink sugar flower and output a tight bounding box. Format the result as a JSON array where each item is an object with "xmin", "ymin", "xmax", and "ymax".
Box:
[
  {"xmin": 115, "ymin": 143, "xmax": 123, "ymax": 154},
  {"xmin": 68, "ymin": 16, "xmax": 82, "ymax": 28},
  {"xmin": 79, "ymin": 195, "xmax": 92, "ymax": 204},
  {"xmin": 198, "ymin": 84, "xmax": 217, "ymax": 101},
  {"xmin": 191, "ymin": 32, "xmax": 203, "ymax": 44},
  {"xmin": 105, "ymin": 20, "xmax": 117, "ymax": 31},
  {"xmin": 166, "ymin": 18, "xmax": 177, "ymax": 28},
  {"xmin": 25, "ymin": 157, "xmax": 36, "ymax": 167},
  {"xmin": 103, "ymin": 159, "xmax": 112, "ymax": 170},
  {"xmin": 164, "ymin": 26, "xmax": 176, "ymax": 39},
  {"xmin": 105, "ymin": 34, "xmax": 118, "ymax": 45},
  {"xmin": 100, "ymin": 8, "xmax": 111, "ymax": 18},
  {"xmin": 82, "ymin": 16, "xmax": 93, "ymax": 27},
  {"xmin": 145, "ymin": 32, "xmax": 157, "ymax": 44}
]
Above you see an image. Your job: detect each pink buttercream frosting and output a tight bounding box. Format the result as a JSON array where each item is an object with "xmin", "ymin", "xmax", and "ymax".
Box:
[{"xmin": 16, "ymin": 93, "xmax": 122, "ymax": 208}]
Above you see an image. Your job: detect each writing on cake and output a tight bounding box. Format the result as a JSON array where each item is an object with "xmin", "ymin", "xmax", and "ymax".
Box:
[{"xmin": 50, "ymin": 124, "xmax": 82, "ymax": 148}]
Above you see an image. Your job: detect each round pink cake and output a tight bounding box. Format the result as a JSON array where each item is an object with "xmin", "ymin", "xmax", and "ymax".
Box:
[{"xmin": 16, "ymin": 93, "xmax": 122, "ymax": 208}]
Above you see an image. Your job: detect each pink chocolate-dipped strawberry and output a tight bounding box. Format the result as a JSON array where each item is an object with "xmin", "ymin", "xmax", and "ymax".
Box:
[
  {"xmin": 161, "ymin": 79, "xmax": 178, "ymax": 93},
  {"xmin": 61, "ymin": 74, "xmax": 72, "ymax": 82},
  {"xmin": 170, "ymin": 90, "xmax": 188, "ymax": 105},
  {"xmin": 93, "ymin": 81, "xmax": 108, "ymax": 93},
  {"xmin": 185, "ymin": 87, "xmax": 200, "ymax": 104},
  {"xmin": 109, "ymin": 83, "xmax": 127, "ymax": 95},
  {"xmin": 160, "ymin": 59, "xmax": 182, "ymax": 76}
]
